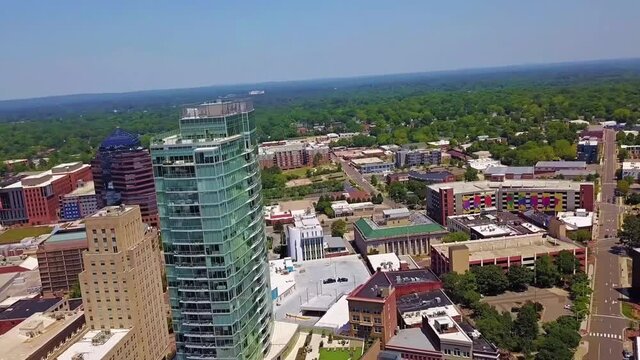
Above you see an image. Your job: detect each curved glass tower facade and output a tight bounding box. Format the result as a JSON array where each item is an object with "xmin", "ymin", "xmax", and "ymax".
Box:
[{"xmin": 151, "ymin": 100, "xmax": 272, "ymax": 360}]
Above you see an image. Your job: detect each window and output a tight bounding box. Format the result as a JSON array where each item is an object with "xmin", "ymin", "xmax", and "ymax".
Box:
[
  {"xmin": 454, "ymin": 348, "xmax": 461, "ymax": 357},
  {"xmin": 374, "ymin": 326, "xmax": 382, "ymax": 333},
  {"xmin": 352, "ymin": 315, "xmax": 360, "ymax": 321}
]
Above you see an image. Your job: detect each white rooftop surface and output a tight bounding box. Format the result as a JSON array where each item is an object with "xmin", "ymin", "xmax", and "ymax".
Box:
[
  {"xmin": 57, "ymin": 329, "xmax": 130, "ymax": 360},
  {"xmin": 0, "ymin": 293, "xmax": 38, "ymax": 308},
  {"xmin": 368, "ymin": 253, "xmax": 401, "ymax": 272},
  {"xmin": 468, "ymin": 158, "xmax": 504, "ymax": 171},
  {"xmin": 273, "ymin": 255, "xmax": 370, "ymax": 327},
  {"xmin": 428, "ymin": 140, "xmax": 450, "ymax": 146},
  {"xmin": 315, "ymin": 294, "xmax": 350, "ymax": 331},
  {"xmin": 623, "ymin": 162, "xmax": 640, "ymax": 170},
  {"xmin": 382, "ymin": 208, "xmax": 411, "ymax": 218},
  {"xmin": 293, "ymin": 213, "xmax": 321, "ymax": 229},
  {"xmin": 578, "ymin": 139, "xmax": 599, "ymax": 146},
  {"xmin": 428, "ymin": 316, "xmax": 471, "ymax": 342},
  {"xmin": 387, "ymin": 327, "xmax": 437, "ymax": 352},
  {"xmin": 264, "ymin": 321, "xmax": 299, "ymax": 360},
  {"xmin": 270, "ymin": 260, "xmax": 296, "ymax": 296},
  {"xmin": 0, "ymin": 311, "xmax": 84, "ymax": 360},
  {"xmin": 470, "ymin": 224, "xmax": 513, "ymax": 237},
  {"xmin": 520, "ymin": 222, "xmax": 545, "ymax": 233},
  {"xmin": 19, "ymin": 256, "xmax": 39, "ymax": 271},
  {"xmin": 557, "ymin": 210, "xmax": 594, "ymax": 229},
  {"xmin": 401, "ymin": 305, "xmax": 461, "ymax": 326},
  {"xmin": 351, "ymin": 157, "xmax": 384, "ymax": 165}
]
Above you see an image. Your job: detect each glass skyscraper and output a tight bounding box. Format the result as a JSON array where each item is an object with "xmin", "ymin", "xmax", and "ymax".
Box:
[{"xmin": 151, "ymin": 100, "xmax": 272, "ymax": 360}]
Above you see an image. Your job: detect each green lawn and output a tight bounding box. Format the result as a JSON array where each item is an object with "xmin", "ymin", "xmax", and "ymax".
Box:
[
  {"xmin": 283, "ymin": 167, "xmax": 312, "ymax": 178},
  {"xmin": 319, "ymin": 348, "xmax": 362, "ymax": 360},
  {"xmin": 622, "ymin": 302, "xmax": 639, "ymax": 320},
  {"xmin": 0, "ymin": 226, "xmax": 54, "ymax": 244}
]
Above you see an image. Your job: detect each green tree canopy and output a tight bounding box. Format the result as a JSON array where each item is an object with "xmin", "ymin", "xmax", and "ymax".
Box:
[
  {"xmin": 442, "ymin": 231, "xmax": 470, "ymax": 243},
  {"xmin": 534, "ymin": 255, "xmax": 559, "ymax": 288},
  {"xmin": 619, "ymin": 215, "xmax": 640, "ymax": 248},
  {"xmin": 472, "ymin": 265, "xmax": 509, "ymax": 295},
  {"xmin": 507, "ymin": 265, "xmax": 534, "ymax": 292},
  {"xmin": 331, "ymin": 219, "xmax": 347, "ymax": 237}
]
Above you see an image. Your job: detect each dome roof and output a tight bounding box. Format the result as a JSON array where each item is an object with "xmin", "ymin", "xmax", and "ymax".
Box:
[{"xmin": 100, "ymin": 128, "xmax": 141, "ymax": 150}]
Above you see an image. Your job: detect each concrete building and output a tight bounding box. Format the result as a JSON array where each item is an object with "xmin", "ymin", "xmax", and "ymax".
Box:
[
  {"xmin": 623, "ymin": 162, "xmax": 640, "ymax": 180},
  {"xmin": 621, "ymin": 144, "xmax": 640, "ymax": 159},
  {"xmin": 151, "ymin": 100, "xmax": 272, "ymax": 360},
  {"xmin": 36, "ymin": 228, "xmax": 87, "ymax": 295},
  {"xmin": 92, "ymin": 128, "xmax": 158, "ymax": 226},
  {"xmin": 0, "ymin": 309, "xmax": 85, "ymax": 360},
  {"xmin": 354, "ymin": 212, "xmax": 448, "ymax": 256},
  {"xmin": 483, "ymin": 166, "xmax": 535, "ymax": 181},
  {"xmin": 351, "ymin": 157, "xmax": 395, "ymax": 174},
  {"xmin": 286, "ymin": 213, "xmax": 325, "ymax": 262},
  {"xmin": 534, "ymin": 160, "xmax": 587, "ymax": 174},
  {"xmin": 426, "ymin": 179, "xmax": 595, "ymax": 226},
  {"xmin": 395, "ymin": 149, "xmax": 442, "ymax": 168},
  {"xmin": 468, "ymin": 159, "xmax": 503, "ymax": 171},
  {"xmin": 347, "ymin": 269, "xmax": 442, "ymax": 344},
  {"xmin": 447, "ymin": 211, "xmax": 545, "ymax": 240},
  {"xmin": 430, "ymin": 233, "xmax": 587, "ymax": 276},
  {"xmin": 577, "ymin": 139, "xmax": 599, "ymax": 164},
  {"xmin": 331, "ymin": 200, "xmax": 375, "ymax": 217},
  {"xmin": 66, "ymin": 205, "xmax": 167, "ymax": 360},
  {"xmin": 60, "ymin": 180, "xmax": 98, "ymax": 220},
  {"xmin": 258, "ymin": 140, "xmax": 330, "ymax": 169},
  {"xmin": 2, "ymin": 162, "xmax": 93, "ymax": 225},
  {"xmin": 0, "ymin": 175, "xmax": 29, "ymax": 225},
  {"xmin": 0, "ymin": 297, "xmax": 65, "ymax": 335}
]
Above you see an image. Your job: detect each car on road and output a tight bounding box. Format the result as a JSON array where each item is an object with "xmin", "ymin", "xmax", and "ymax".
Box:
[
  {"xmin": 323, "ymin": 278, "xmax": 336, "ymax": 284},
  {"xmin": 337, "ymin": 277, "xmax": 348, "ymax": 282}
]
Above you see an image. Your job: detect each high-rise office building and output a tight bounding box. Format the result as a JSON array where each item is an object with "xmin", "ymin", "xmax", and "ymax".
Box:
[
  {"xmin": 91, "ymin": 129, "xmax": 159, "ymax": 226},
  {"xmin": 61, "ymin": 205, "xmax": 168, "ymax": 360},
  {"xmin": 151, "ymin": 100, "xmax": 273, "ymax": 360}
]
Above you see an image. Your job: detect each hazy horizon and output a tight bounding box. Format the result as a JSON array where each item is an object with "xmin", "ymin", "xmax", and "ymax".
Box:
[{"xmin": 1, "ymin": 0, "xmax": 639, "ymax": 100}]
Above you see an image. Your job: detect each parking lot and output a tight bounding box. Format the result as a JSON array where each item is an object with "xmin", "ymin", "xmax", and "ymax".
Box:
[
  {"xmin": 481, "ymin": 286, "xmax": 572, "ymax": 322},
  {"xmin": 273, "ymin": 254, "xmax": 371, "ymax": 326}
]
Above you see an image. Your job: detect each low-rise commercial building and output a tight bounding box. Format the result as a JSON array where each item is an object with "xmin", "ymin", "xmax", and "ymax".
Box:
[
  {"xmin": 354, "ymin": 212, "xmax": 448, "ymax": 256},
  {"xmin": 351, "ymin": 157, "xmax": 395, "ymax": 174},
  {"xmin": 623, "ymin": 162, "xmax": 640, "ymax": 180},
  {"xmin": 331, "ymin": 200, "xmax": 375, "ymax": 217},
  {"xmin": 534, "ymin": 160, "xmax": 587, "ymax": 175},
  {"xmin": 258, "ymin": 140, "xmax": 330, "ymax": 169},
  {"xmin": 447, "ymin": 211, "xmax": 545, "ymax": 240},
  {"xmin": 430, "ymin": 233, "xmax": 587, "ymax": 276},
  {"xmin": 286, "ymin": 213, "xmax": 325, "ymax": 262},
  {"xmin": 577, "ymin": 139, "xmax": 599, "ymax": 164},
  {"xmin": 484, "ymin": 166, "xmax": 534, "ymax": 181},
  {"xmin": 426, "ymin": 179, "xmax": 595, "ymax": 226},
  {"xmin": 622, "ymin": 145, "xmax": 640, "ymax": 159},
  {"xmin": 0, "ymin": 297, "xmax": 65, "ymax": 335}
]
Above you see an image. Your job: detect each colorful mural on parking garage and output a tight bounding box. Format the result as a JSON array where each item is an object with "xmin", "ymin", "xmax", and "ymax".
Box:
[{"xmin": 505, "ymin": 192, "xmax": 564, "ymax": 212}]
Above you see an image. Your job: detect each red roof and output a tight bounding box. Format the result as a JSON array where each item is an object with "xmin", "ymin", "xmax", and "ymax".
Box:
[{"xmin": 0, "ymin": 266, "xmax": 27, "ymax": 275}]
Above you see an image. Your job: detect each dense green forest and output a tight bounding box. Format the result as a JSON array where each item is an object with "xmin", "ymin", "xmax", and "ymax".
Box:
[{"xmin": 1, "ymin": 61, "xmax": 640, "ymax": 172}]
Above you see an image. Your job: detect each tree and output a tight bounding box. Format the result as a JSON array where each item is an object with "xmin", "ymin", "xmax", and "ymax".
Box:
[
  {"xmin": 472, "ymin": 265, "xmax": 509, "ymax": 295},
  {"xmin": 388, "ymin": 182, "xmax": 408, "ymax": 202},
  {"xmin": 569, "ymin": 229, "xmax": 591, "ymax": 243},
  {"xmin": 554, "ymin": 250, "xmax": 580, "ymax": 276},
  {"xmin": 313, "ymin": 153, "xmax": 323, "ymax": 167},
  {"xmin": 372, "ymin": 193, "xmax": 384, "ymax": 204},
  {"xmin": 370, "ymin": 174, "xmax": 378, "ymax": 186},
  {"xmin": 534, "ymin": 255, "xmax": 559, "ymax": 287},
  {"xmin": 507, "ymin": 265, "xmax": 533, "ymax": 292},
  {"xmin": 619, "ymin": 215, "xmax": 640, "ymax": 248},
  {"xmin": 513, "ymin": 302, "xmax": 540, "ymax": 352},
  {"xmin": 618, "ymin": 179, "xmax": 631, "ymax": 196},
  {"xmin": 442, "ymin": 271, "xmax": 480, "ymax": 307},
  {"xmin": 619, "ymin": 148, "xmax": 630, "ymax": 162},
  {"xmin": 464, "ymin": 167, "xmax": 479, "ymax": 181},
  {"xmin": 69, "ymin": 281, "xmax": 82, "ymax": 298},
  {"xmin": 442, "ymin": 231, "xmax": 470, "ymax": 243},
  {"xmin": 331, "ymin": 219, "xmax": 347, "ymax": 237},
  {"xmin": 273, "ymin": 222, "xmax": 284, "ymax": 233},
  {"xmin": 626, "ymin": 192, "xmax": 640, "ymax": 205}
]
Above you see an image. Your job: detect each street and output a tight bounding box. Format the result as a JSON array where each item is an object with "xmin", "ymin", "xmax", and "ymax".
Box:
[
  {"xmin": 584, "ymin": 129, "xmax": 628, "ymax": 359},
  {"xmin": 330, "ymin": 153, "xmax": 400, "ymax": 208}
]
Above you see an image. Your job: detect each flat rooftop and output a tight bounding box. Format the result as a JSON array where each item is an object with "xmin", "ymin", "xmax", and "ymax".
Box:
[
  {"xmin": 0, "ymin": 298, "xmax": 62, "ymax": 321},
  {"xmin": 368, "ymin": 253, "xmax": 401, "ymax": 272},
  {"xmin": 355, "ymin": 213, "xmax": 446, "ymax": 240},
  {"xmin": 57, "ymin": 329, "xmax": 131, "ymax": 360},
  {"xmin": 0, "ymin": 311, "xmax": 85, "ymax": 360},
  {"xmin": 350, "ymin": 269, "xmax": 440, "ymax": 299},
  {"xmin": 351, "ymin": 157, "xmax": 384, "ymax": 165},
  {"xmin": 66, "ymin": 181, "xmax": 95, "ymax": 197},
  {"xmin": 432, "ymin": 234, "xmax": 584, "ymax": 261},
  {"xmin": 623, "ymin": 162, "xmax": 640, "ymax": 170},
  {"xmin": 90, "ymin": 205, "xmax": 136, "ymax": 218},
  {"xmin": 45, "ymin": 230, "xmax": 87, "ymax": 244},
  {"xmin": 448, "ymin": 211, "xmax": 544, "ymax": 237},
  {"xmin": 535, "ymin": 160, "xmax": 587, "ymax": 168},
  {"xmin": 457, "ymin": 322, "xmax": 498, "ymax": 354},
  {"xmin": 484, "ymin": 166, "xmax": 534, "ymax": 175},
  {"xmin": 428, "ymin": 179, "xmax": 585, "ymax": 194},
  {"xmin": 273, "ymin": 255, "xmax": 370, "ymax": 327},
  {"xmin": 386, "ymin": 327, "xmax": 437, "ymax": 352}
]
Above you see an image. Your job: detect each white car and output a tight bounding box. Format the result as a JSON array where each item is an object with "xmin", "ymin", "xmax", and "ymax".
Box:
[{"xmin": 564, "ymin": 304, "xmax": 572, "ymax": 310}]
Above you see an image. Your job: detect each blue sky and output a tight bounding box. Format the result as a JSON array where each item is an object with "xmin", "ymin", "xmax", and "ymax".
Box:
[{"xmin": 1, "ymin": 0, "xmax": 639, "ymax": 100}]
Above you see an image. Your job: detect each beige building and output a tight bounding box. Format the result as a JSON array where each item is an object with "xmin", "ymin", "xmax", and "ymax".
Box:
[{"xmin": 58, "ymin": 205, "xmax": 168, "ymax": 360}]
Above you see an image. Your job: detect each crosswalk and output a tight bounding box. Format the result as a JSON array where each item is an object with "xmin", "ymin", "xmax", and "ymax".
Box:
[{"xmin": 588, "ymin": 332, "xmax": 623, "ymax": 340}]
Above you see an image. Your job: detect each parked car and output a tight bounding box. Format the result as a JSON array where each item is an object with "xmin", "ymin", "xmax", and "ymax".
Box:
[
  {"xmin": 564, "ymin": 304, "xmax": 572, "ymax": 310},
  {"xmin": 323, "ymin": 278, "xmax": 336, "ymax": 284},
  {"xmin": 337, "ymin": 277, "xmax": 348, "ymax": 282}
]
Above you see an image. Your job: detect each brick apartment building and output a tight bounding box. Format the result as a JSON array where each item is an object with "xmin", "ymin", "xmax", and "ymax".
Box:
[{"xmin": 36, "ymin": 228, "xmax": 87, "ymax": 295}]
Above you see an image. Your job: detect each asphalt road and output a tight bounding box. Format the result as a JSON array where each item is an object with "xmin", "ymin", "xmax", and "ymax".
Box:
[
  {"xmin": 584, "ymin": 129, "xmax": 628, "ymax": 359},
  {"xmin": 331, "ymin": 154, "xmax": 400, "ymax": 208}
]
